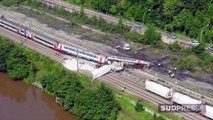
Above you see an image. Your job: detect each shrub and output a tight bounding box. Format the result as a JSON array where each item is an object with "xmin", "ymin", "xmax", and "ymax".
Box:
[
  {"xmin": 135, "ymin": 102, "xmax": 145, "ymax": 112},
  {"xmin": 168, "ymin": 41, "xmax": 181, "ymax": 51}
]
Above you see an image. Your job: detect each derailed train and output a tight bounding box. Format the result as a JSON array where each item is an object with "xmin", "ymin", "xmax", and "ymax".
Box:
[
  {"xmin": 145, "ymin": 80, "xmax": 213, "ymax": 119},
  {"xmin": 0, "ymin": 14, "xmax": 212, "ymax": 119},
  {"xmin": 0, "ymin": 17, "xmax": 152, "ymax": 66}
]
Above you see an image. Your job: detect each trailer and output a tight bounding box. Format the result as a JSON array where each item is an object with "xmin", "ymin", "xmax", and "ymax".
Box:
[
  {"xmin": 145, "ymin": 80, "xmax": 173, "ymax": 99},
  {"xmin": 92, "ymin": 65, "xmax": 111, "ymax": 79},
  {"xmin": 201, "ymin": 105, "xmax": 213, "ymax": 119},
  {"xmin": 172, "ymin": 92, "xmax": 202, "ymax": 105}
]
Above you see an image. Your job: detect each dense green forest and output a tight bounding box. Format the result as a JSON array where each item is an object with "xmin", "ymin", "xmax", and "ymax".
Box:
[{"xmin": 66, "ymin": 0, "xmax": 213, "ymax": 43}]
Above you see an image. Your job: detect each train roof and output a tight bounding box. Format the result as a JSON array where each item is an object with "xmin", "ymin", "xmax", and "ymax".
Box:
[
  {"xmin": 28, "ymin": 29, "xmax": 59, "ymax": 44},
  {"xmin": 0, "ymin": 16, "xmax": 59, "ymax": 44},
  {"xmin": 62, "ymin": 43, "xmax": 103, "ymax": 57}
]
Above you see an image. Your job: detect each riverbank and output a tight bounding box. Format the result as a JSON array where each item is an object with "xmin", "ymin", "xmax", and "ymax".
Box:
[{"xmin": 0, "ymin": 72, "xmax": 76, "ymax": 120}]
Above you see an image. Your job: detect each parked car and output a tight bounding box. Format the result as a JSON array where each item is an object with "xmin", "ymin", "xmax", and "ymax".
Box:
[
  {"xmin": 190, "ymin": 40, "xmax": 199, "ymax": 46},
  {"xmin": 207, "ymin": 46, "xmax": 213, "ymax": 51},
  {"xmin": 168, "ymin": 34, "xmax": 177, "ymax": 39},
  {"xmin": 123, "ymin": 42, "xmax": 131, "ymax": 51},
  {"xmin": 116, "ymin": 42, "xmax": 131, "ymax": 51}
]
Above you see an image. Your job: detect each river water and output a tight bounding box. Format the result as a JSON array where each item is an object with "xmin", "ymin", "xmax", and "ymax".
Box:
[{"xmin": 0, "ymin": 72, "xmax": 76, "ymax": 120}]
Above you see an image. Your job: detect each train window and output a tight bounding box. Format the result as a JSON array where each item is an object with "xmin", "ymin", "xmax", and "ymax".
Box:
[
  {"xmin": 35, "ymin": 36, "xmax": 54, "ymax": 46},
  {"xmin": 2, "ymin": 22, "xmax": 16, "ymax": 29}
]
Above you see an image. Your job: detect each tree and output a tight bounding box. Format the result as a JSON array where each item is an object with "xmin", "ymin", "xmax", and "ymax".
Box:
[
  {"xmin": 142, "ymin": 26, "xmax": 161, "ymax": 46},
  {"xmin": 0, "ymin": 38, "xmax": 13, "ymax": 72},
  {"xmin": 40, "ymin": 74, "xmax": 56, "ymax": 93},
  {"xmin": 153, "ymin": 113, "xmax": 157, "ymax": 120},
  {"xmin": 79, "ymin": 5, "xmax": 85, "ymax": 17},
  {"xmin": 192, "ymin": 42, "xmax": 206, "ymax": 55},
  {"xmin": 117, "ymin": 17, "xmax": 124, "ymax": 32},
  {"xmin": 6, "ymin": 47, "xmax": 31, "ymax": 80},
  {"xmin": 163, "ymin": 0, "xmax": 183, "ymax": 22},
  {"xmin": 54, "ymin": 76, "xmax": 83, "ymax": 110},
  {"xmin": 169, "ymin": 41, "xmax": 181, "ymax": 51},
  {"xmin": 172, "ymin": 9, "xmax": 193, "ymax": 33},
  {"xmin": 73, "ymin": 84, "xmax": 118, "ymax": 120},
  {"xmin": 94, "ymin": 0, "xmax": 115, "ymax": 13},
  {"xmin": 125, "ymin": 5, "xmax": 136, "ymax": 19},
  {"xmin": 135, "ymin": 102, "xmax": 145, "ymax": 112},
  {"xmin": 109, "ymin": 5, "xmax": 117, "ymax": 15},
  {"xmin": 134, "ymin": 5, "xmax": 143, "ymax": 22}
]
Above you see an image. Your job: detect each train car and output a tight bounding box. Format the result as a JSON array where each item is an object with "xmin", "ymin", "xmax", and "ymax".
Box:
[
  {"xmin": 106, "ymin": 56, "xmax": 153, "ymax": 66},
  {"xmin": 201, "ymin": 105, "xmax": 213, "ymax": 120},
  {"xmin": 172, "ymin": 92, "xmax": 202, "ymax": 105},
  {"xmin": 171, "ymin": 92, "xmax": 202, "ymax": 112},
  {"xmin": 92, "ymin": 65, "xmax": 111, "ymax": 79},
  {"xmin": 58, "ymin": 43, "xmax": 106, "ymax": 64},
  {"xmin": 0, "ymin": 17, "xmax": 58, "ymax": 49},
  {"xmin": 25, "ymin": 30, "xmax": 58, "ymax": 49},
  {"xmin": 0, "ymin": 17, "xmax": 20, "ymax": 34},
  {"xmin": 172, "ymin": 92, "xmax": 203, "ymax": 112},
  {"xmin": 145, "ymin": 80, "xmax": 173, "ymax": 99}
]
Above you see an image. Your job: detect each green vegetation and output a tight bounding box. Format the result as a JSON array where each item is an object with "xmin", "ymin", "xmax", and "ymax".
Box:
[
  {"xmin": 116, "ymin": 92, "xmax": 183, "ymax": 120},
  {"xmin": 1, "ymin": 0, "xmax": 213, "ymax": 74},
  {"xmin": 168, "ymin": 41, "xmax": 181, "ymax": 51},
  {"xmin": 0, "ymin": 37, "xmax": 118, "ymax": 120},
  {"xmin": 0, "ymin": 37, "xmax": 13, "ymax": 72},
  {"xmin": 6, "ymin": 47, "xmax": 31, "ymax": 80},
  {"xmin": 0, "ymin": 0, "xmax": 24, "ymax": 6},
  {"xmin": 0, "ymin": 0, "xmax": 161, "ymax": 46},
  {"xmin": 142, "ymin": 26, "xmax": 162, "ymax": 47},
  {"xmin": 141, "ymin": 101, "xmax": 184, "ymax": 120},
  {"xmin": 135, "ymin": 101, "xmax": 145, "ymax": 112},
  {"xmin": 0, "ymin": 36, "xmax": 184, "ymax": 120},
  {"xmin": 66, "ymin": 0, "xmax": 213, "ymax": 43}
]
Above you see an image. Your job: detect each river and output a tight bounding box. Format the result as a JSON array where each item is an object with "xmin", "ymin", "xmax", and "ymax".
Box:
[{"xmin": 0, "ymin": 72, "xmax": 76, "ymax": 120}]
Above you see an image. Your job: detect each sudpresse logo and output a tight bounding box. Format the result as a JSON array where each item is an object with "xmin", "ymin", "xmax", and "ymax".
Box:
[{"xmin": 158, "ymin": 104, "xmax": 206, "ymax": 112}]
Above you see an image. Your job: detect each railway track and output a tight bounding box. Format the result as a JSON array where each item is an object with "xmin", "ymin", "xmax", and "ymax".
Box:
[
  {"xmin": 99, "ymin": 73, "xmax": 205, "ymax": 120},
  {"xmin": 0, "ymin": 9, "xmax": 210, "ymax": 120},
  {"xmin": 1, "ymin": 13, "xmax": 111, "ymax": 57},
  {"xmin": 41, "ymin": 0, "xmax": 135, "ymax": 27},
  {"xmin": 0, "ymin": 26, "xmax": 208, "ymax": 120},
  {"xmin": 41, "ymin": 0, "xmax": 213, "ymax": 52},
  {"xmin": 0, "ymin": 28, "xmax": 64, "ymax": 63}
]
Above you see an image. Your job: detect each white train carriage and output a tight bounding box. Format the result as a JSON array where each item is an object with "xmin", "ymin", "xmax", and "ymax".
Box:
[
  {"xmin": 172, "ymin": 92, "xmax": 203, "ymax": 112},
  {"xmin": 106, "ymin": 56, "xmax": 152, "ymax": 66},
  {"xmin": 26, "ymin": 30, "xmax": 58, "ymax": 49},
  {"xmin": 172, "ymin": 92, "xmax": 202, "ymax": 105},
  {"xmin": 201, "ymin": 105, "xmax": 213, "ymax": 120},
  {"xmin": 58, "ymin": 43, "xmax": 106, "ymax": 64},
  {"xmin": 0, "ymin": 18, "xmax": 20, "ymax": 34},
  {"xmin": 145, "ymin": 80, "xmax": 173, "ymax": 99}
]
